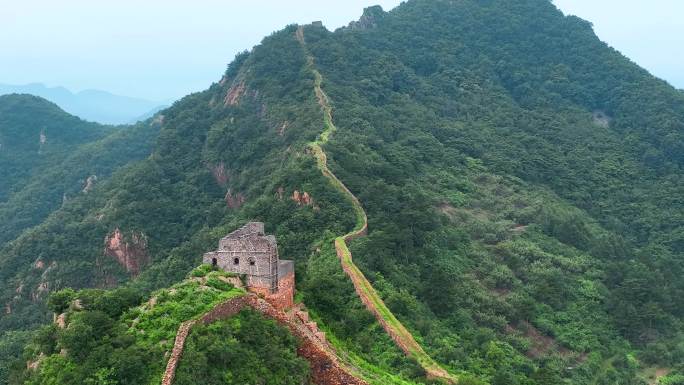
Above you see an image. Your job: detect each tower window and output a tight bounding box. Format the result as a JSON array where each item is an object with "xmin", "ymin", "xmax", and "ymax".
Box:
[{"xmin": 233, "ymin": 258, "xmax": 240, "ymax": 265}]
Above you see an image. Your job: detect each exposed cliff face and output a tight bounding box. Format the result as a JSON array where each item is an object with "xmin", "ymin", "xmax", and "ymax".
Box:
[
  {"xmin": 209, "ymin": 162, "xmax": 229, "ymax": 186},
  {"xmin": 103, "ymin": 228, "xmax": 150, "ymax": 276},
  {"xmin": 224, "ymin": 80, "xmax": 246, "ymax": 106}
]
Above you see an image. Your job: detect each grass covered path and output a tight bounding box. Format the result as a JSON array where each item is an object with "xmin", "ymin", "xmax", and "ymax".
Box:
[{"xmin": 296, "ymin": 25, "xmax": 457, "ymax": 384}]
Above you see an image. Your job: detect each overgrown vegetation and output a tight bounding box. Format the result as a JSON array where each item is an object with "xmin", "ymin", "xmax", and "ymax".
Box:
[
  {"xmin": 301, "ymin": 24, "xmax": 456, "ymax": 380},
  {"xmin": 174, "ymin": 309, "xmax": 309, "ymax": 385},
  {"xmin": 15, "ymin": 268, "xmax": 245, "ymax": 385}
]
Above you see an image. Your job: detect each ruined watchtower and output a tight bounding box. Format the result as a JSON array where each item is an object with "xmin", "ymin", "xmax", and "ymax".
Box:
[{"xmin": 203, "ymin": 222, "xmax": 294, "ymax": 309}]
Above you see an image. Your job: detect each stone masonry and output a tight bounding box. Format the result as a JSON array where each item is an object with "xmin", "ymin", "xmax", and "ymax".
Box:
[
  {"xmin": 203, "ymin": 222, "xmax": 294, "ymax": 309},
  {"xmin": 160, "ymin": 295, "xmax": 367, "ymax": 385}
]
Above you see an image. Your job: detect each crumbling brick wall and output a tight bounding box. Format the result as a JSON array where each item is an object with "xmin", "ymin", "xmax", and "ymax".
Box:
[
  {"xmin": 268, "ymin": 270, "xmax": 294, "ymax": 310},
  {"xmin": 160, "ymin": 296, "xmax": 250, "ymax": 385},
  {"xmin": 160, "ymin": 320, "xmax": 196, "ymax": 385},
  {"xmin": 199, "ymin": 296, "xmax": 250, "ymax": 325},
  {"xmin": 160, "ymin": 294, "xmax": 368, "ymax": 385},
  {"xmin": 247, "ymin": 296, "xmax": 368, "ymax": 385}
]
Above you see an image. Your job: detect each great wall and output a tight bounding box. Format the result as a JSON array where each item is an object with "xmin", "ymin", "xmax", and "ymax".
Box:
[
  {"xmin": 296, "ymin": 25, "xmax": 458, "ymax": 384},
  {"xmin": 160, "ymin": 225, "xmax": 369, "ymax": 385},
  {"xmin": 161, "ymin": 294, "xmax": 368, "ymax": 385},
  {"xmin": 162, "ymin": 24, "xmax": 458, "ymax": 385}
]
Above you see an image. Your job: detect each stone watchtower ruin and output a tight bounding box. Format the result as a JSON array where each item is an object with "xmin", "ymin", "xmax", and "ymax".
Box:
[{"xmin": 203, "ymin": 222, "xmax": 294, "ymax": 309}]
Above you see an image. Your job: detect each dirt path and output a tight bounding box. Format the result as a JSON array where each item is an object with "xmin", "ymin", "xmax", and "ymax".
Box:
[{"xmin": 296, "ymin": 26, "xmax": 457, "ymax": 384}]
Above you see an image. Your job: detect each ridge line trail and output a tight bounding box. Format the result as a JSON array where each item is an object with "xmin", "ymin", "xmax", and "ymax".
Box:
[{"xmin": 296, "ymin": 26, "xmax": 457, "ymax": 384}]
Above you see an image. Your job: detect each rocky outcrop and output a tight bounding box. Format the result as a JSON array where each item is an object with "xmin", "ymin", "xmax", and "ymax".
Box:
[
  {"xmin": 38, "ymin": 130, "xmax": 47, "ymax": 154},
  {"xmin": 82, "ymin": 175, "xmax": 97, "ymax": 193},
  {"xmin": 292, "ymin": 190, "xmax": 313, "ymax": 206},
  {"xmin": 225, "ymin": 80, "xmax": 246, "ymax": 106},
  {"xmin": 593, "ymin": 110, "xmax": 611, "ymax": 128},
  {"xmin": 224, "ymin": 189, "xmax": 245, "ymax": 209},
  {"xmin": 31, "ymin": 282, "xmax": 49, "ymax": 301},
  {"xmin": 26, "ymin": 353, "xmax": 45, "ymax": 371},
  {"xmin": 31, "ymin": 261, "xmax": 54, "ymax": 300},
  {"xmin": 104, "ymin": 228, "xmax": 150, "ymax": 276},
  {"xmin": 55, "ymin": 313, "xmax": 67, "ymax": 329},
  {"xmin": 347, "ymin": 6, "xmax": 386, "ymax": 30}
]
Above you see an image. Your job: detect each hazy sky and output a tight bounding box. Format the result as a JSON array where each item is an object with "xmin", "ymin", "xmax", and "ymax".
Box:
[
  {"xmin": 1, "ymin": 1, "xmax": 682, "ymax": 101},
  {"xmin": 554, "ymin": 0, "xmax": 683, "ymax": 90}
]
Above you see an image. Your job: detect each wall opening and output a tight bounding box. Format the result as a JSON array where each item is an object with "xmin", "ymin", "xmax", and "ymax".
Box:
[
  {"xmin": 249, "ymin": 258, "xmax": 256, "ymax": 266},
  {"xmin": 212, "ymin": 258, "xmax": 217, "ymax": 267},
  {"xmin": 233, "ymin": 257, "xmax": 240, "ymax": 265}
]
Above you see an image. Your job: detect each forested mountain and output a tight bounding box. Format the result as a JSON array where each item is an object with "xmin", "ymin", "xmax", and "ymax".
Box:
[
  {"xmin": 0, "ymin": 84, "xmax": 166, "ymax": 124},
  {"xmin": 2, "ymin": 1, "xmax": 684, "ymax": 384},
  {"xmin": 0, "ymin": 95, "xmax": 160, "ymax": 382},
  {"xmin": 0, "ymin": 95, "xmax": 160, "ymax": 246},
  {"xmin": 0, "ymin": 95, "xmax": 110, "ymax": 202}
]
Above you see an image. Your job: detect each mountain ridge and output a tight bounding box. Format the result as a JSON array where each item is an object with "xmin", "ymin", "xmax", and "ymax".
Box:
[{"xmin": 0, "ymin": 83, "xmax": 167, "ymax": 125}]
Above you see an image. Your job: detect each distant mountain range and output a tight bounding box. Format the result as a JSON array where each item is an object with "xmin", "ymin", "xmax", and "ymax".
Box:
[{"xmin": 0, "ymin": 83, "xmax": 167, "ymax": 125}]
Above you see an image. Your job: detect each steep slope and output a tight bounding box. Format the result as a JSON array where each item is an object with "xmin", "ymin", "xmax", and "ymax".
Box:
[
  {"xmin": 2, "ymin": 1, "xmax": 684, "ymax": 384},
  {"xmin": 0, "ymin": 94, "xmax": 111, "ymax": 203}
]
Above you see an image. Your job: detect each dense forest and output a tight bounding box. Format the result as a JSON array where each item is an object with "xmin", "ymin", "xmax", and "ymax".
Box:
[
  {"xmin": 0, "ymin": 95, "xmax": 160, "ymax": 246},
  {"xmin": 1, "ymin": 0, "xmax": 683, "ymax": 384}
]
